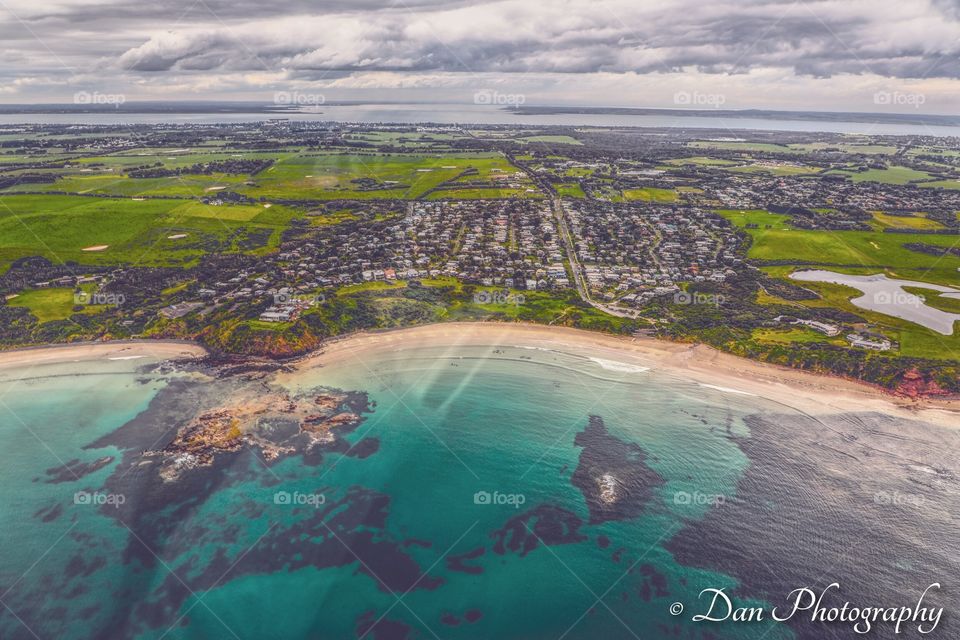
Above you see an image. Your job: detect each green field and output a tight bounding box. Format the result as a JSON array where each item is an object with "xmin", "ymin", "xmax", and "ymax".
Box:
[
  {"xmin": 518, "ymin": 135, "xmax": 583, "ymax": 146},
  {"xmin": 918, "ymin": 179, "xmax": 960, "ymax": 190},
  {"xmin": 758, "ymin": 268, "xmax": 960, "ymax": 359},
  {"xmin": 1, "ymin": 150, "xmax": 533, "ymax": 201},
  {"xmin": 237, "ymin": 152, "xmax": 529, "ymax": 200},
  {"xmin": 717, "ymin": 209, "xmax": 790, "ymax": 228},
  {"xmin": 870, "ymin": 211, "xmax": 945, "ymax": 231},
  {"xmin": 665, "ymin": 156, "xmax": 740, "ymax": 167},
  {"xmin": 727, "ymin": 163, "xmax": 820, "ymax": 177},
  {"xmin": 751, "ymin": 327, "xmax": 844, "ymax": 346},
  {"xmin": 6, "ymin": 287, "xmax": 105, "ymax": 323},
  {"xmin": 0, "ymin": 194, "xmax": 298, "ymax": 267},
  {"xmin": 556, "ymin": 183, "xmax": 587, "ymax": 198},
  {"xmin": 721, "ymin": 209, "xmax": 960, "ymax": 358},
  {"xmin": 688, "ymin": 141, "xmax": 795, "ymax": 153},
  {"xmin": 788, "ymin": 142, "xmax": 900, "ymax": 155},
  {"xmin": 824, "ymin": 165, "xmax": 936, "ymax": 185},
  {"xmin": 719, "ymin": 207, "xmax": 960, "ymax": 288},
  {"xmin": 622, "ymin": 187, "xmax": 679, "ymax": 203}
]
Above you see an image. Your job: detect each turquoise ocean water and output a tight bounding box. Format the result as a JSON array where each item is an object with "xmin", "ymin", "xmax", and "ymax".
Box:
[{"xmin": 0, "ymin": 343, "xmax": 954, "ymax": 639}]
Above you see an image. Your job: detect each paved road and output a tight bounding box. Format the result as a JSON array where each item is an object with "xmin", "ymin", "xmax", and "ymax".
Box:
[{"xmin": 511, "ymin": 153, "xmax": 639, "ymax": 319}]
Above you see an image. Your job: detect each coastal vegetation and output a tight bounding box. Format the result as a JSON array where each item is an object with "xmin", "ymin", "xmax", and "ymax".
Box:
[{"xmin": 1, "ymin": 122, "xmax": 958, "ymax": 396}]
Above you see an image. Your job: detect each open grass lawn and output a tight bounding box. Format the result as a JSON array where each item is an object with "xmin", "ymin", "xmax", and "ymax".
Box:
[
  {"xmin": 688, "ymin": 141, "xmax": 795, "ymax": 153},
  {"xmin": 727, "ymin": 163, "xmax": 820, "ymax": 177},
  {"xmin": 870, "ymin": 211, "xmax": 945, "ymax": 231},
  {"xmin": 751, "ymin": 327, "xmax": 845, "ymax": 346},
  {"xmin": 717, "ymin": 209, "xmax": 791, "ymax": 228},
  {"xmin": 918, "ymin": 179, "xmax": 960, "ymax": 190},
  {"xmin": 788, "ymin": 142, "xmax": 900, "ymax": 155},
  {"xmin": 665, "ymin": 156, "xmax": 740, "ymax": 167},
  {"xmin": 746, "ymin": 228, "xmax": 960, "ymax": 277},
  {"xmin": 759, "ymin": 266, "xmax": 960, "ymax": 360},
  {"xmin": 728, "ymin": 209, "xmax": 960, "ymax": 358},
  {"xmin": 556, "ymin": 183, "xmax": 586, "ymax": 198},
  {"xmin": 622, "ymin": 187, "xmax": 679, "ymax": 203},
  {"xmin": 425, "ymin": 187, "xmax": 540, "ymax": 200},
  {"xmin": 903, "ymin": 287, "xmax": 960, "ymax": 314},
  {"xmin": 76, "ymin": 149, "xmax": 284, "ymax": 169},
  {"xmin": 0, "ymin": 194, "xmax": 297, "ymax": 268},
  {"xmin": 237, "ymin": 152, "xmax": 526, "ymax": 200},
  {"xmin": 825, "ymin": 165, "xmax": 936, "ymax": 185},
  {"xmin": 518, "ymin": 135, "xmax": 583, "ymax": 146},
  {"xmin": 2, "ymin": 149, "xmax": 292, "ymax": 198},
  {"xmin": 718, "ymin": 208, "xmax": 960, "ymax": 283},
  {"xmin": 562, "ymin": 167, "xmax": 596, "ymax": 177},
  {"xmin": 6, "ymin": 287, "xmax": 105, "ymax": 323},
  {"xmin": 344, "ymin": 131, "xmax": 466, "ymax": 148},
  {"xmin": 5, "ymin": 172, "xmax": 252, "ymax": 197}
]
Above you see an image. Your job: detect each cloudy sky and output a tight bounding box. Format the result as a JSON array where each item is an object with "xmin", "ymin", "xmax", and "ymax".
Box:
[{"xmin": 1, "ymin": 0, "xmax": 959, "ymax": 112}]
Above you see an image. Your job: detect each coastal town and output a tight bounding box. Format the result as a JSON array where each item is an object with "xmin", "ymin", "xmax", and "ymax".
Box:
[{"xmin": 1, "ymin": 121, "xmax": 958, "ymax": 390}]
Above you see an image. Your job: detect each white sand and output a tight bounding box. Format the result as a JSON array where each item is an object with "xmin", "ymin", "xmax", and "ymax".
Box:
[
  {"xmin": 290, "ymin": 323, "xmax": 960, "ymax": 428},
  {"xmin": 4, "ymin": 324, "xmax": 956, "ymax": 429},
  {"xmin": 0, "ymin": 342, "xmax": 207, "ymax": 370}
]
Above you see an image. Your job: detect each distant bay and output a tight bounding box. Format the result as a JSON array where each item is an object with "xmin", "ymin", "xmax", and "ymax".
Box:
[{"xmin": 3, "ymin": 102, "xmax": 960, "ymax": 135}]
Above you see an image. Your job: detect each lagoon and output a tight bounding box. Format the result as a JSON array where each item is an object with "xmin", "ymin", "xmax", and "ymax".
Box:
[{"xmin": 790, "ymin": 270, "xmax": 960, "ymax": 335}]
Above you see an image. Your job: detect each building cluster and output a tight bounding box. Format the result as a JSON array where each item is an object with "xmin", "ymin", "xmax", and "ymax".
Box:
[
  {"xmin": 709, "ymin": 174, "xmax": 960, "ymax": 224},
  {"xmin": 564, "ymin": 202, "xmax": 743, "ymax": 305},
  {"xmin": 294, "ymin": 200, "xmax": 571, "ymax": 291},
  {"xmin": 197, "ymin": 200, "xmax": 577, "ymax": 322}
]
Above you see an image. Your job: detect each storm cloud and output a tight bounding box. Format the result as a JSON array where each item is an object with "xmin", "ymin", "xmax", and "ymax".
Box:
[{"xmin": 1, "ymin": 0, "xmax": 959, "ymax": 108}]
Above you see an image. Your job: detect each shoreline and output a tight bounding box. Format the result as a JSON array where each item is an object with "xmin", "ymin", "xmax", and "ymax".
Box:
[
  {"xmin": 1, "ymin": 325, "xmax": 957, "ymax": 427},
  {"xmin": 0, "ymin": 340, "xmax": 208, "ymax": 370},
  {"xmin": 290, "ymin": 323, "xmax": 960, "ymax": 428}
]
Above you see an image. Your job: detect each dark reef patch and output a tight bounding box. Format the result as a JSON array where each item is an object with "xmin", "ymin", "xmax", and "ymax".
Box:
[
  {"xmin": 5, "ymin": 372, "xmax": 434, "ymax": 640},
  {"xmin": 34, "ymin": 502, "xmax": 63, "ymax": 522},
  {"xmin": 571, "ymin": 415, "xmax": 664, "ymax": 524},
  {"xmin": 446, "ymin": 546, "xmax": 485, "ymax": 574},
  {"xmin": 491, "ymin": 504, "xmax": 586, "ymax": 557},
  {"xmin": 344, "ymin": 436, "xmax": 380, "ymax": 459},
  {"xmin": 42, "ymin": 456, "xmax": 114, "ymax": 483},
  {"xmin": 355, "ymin": 610, "xmax": 413, "ymax": 640},
  {"xmin": 440, "ymin": 612, "xmax": 461, "ymax": 626}
]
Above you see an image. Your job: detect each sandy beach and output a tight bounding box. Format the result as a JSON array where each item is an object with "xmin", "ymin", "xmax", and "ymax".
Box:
[
  {"xmin": 292, "ymin": 322, "xmax": 960, "ymax": 428},
  {"xmin": 2, "ymin": 325, "xmax": 957, "ymax": 427},
  {"xmin": 0, "ymin": 340, "xmax": 207, "ymax": 370}
]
